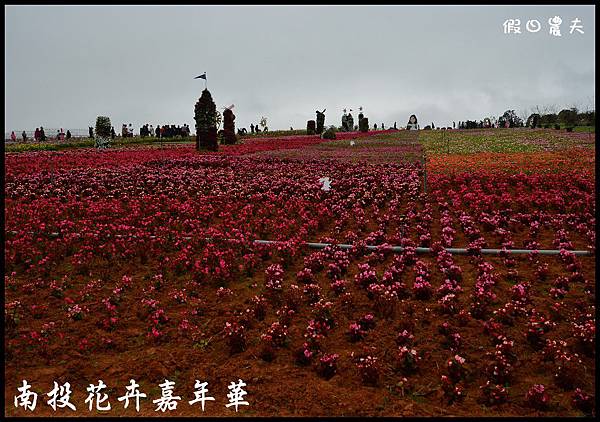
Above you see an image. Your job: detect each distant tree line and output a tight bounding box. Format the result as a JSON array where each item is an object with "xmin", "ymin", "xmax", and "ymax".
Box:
[
  {"xmin": 527, "ymin": 108, "xmax": 595, "ymax": 129},
  {"xmin": 458, "ymin": 106, "xmax": 594, "ymax": 130}
]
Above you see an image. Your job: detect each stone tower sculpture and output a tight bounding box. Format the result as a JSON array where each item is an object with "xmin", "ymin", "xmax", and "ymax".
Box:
[
  {"xmin": 316, "ymin": 109, "xmax": 326, "ymax": 134},
  {"xmin": 222, "ymin": 108, "xmax": 237, "ymax": 144},
  {"xmin": 194, "ymin": 89, "xmax": 218, "ymax": 151}
]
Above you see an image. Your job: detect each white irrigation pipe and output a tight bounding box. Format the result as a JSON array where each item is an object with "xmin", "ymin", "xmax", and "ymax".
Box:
[
  {"xmin": 252, "ymin": 240, "xmax": 592, "ymax": 256},
  {"xmin": 7, "ymin": 231, "xmax": 593, "ymax": 256}
]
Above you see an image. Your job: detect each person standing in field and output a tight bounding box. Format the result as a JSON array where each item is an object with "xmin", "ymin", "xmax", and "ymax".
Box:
[
  {"xmin": 39, "ymin": 127, "xmax": 46, "ymax": 141},
  {"xmin": 155, "ymin": 125, "xmax": 160, "ymax": 138},
  {"xmin": 89, "ymin": 126, "xmax": 94, "ymax": 139},
  {"xmin": 111, "ymin": 126, "xmax": 116, "ymax": 139},
  {"xmin": 22, "ymin": 131, "xmax": 27, "ymax": 142},
  {"xmin": 10, "ymin": 131, "xmax": 16, "ymax": 141},
  {"xmin": 66, "ymin": 130, "xmax": 72, "ymax": 140},
  {"xmin": 34, "ymin": 128, "xmax": 40, "ymax": 141},
  {"xmin": 59, "ymin": 128, "xmax": 65, "ymax": 141}
]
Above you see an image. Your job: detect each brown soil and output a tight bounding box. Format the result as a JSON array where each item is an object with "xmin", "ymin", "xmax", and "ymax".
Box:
[{"xmin": 4, "ymin": 224, "xmax": 595, "ymax": 416}]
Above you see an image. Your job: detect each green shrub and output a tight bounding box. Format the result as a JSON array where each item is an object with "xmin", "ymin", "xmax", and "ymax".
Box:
[
  {"xmin": 321, "ymin": 126, "xmax": 336, "ymax": 139},
  {"xmin": 95, "ymin": 116, "xmax": 112, "ymax": 138},
  {"xmin": 558, "ymin": 108, "xmax": 578, "ymax": 128},
  {"xmin": 541, "ymin": 113, "xmax": 557, "ymax": 125},
  {"xmin": 526, "ymin": 113, "xmax": 540, "ymax": 128}
]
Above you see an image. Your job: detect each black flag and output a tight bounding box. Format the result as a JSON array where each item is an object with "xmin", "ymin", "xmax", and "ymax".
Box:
[{"xmin": 194, "ymin": 73, "xmax": 206, "ymax": 80}]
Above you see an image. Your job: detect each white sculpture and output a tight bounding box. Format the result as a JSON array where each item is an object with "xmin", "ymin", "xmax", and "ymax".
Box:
[{"xmin": 319, "ymin": 177, "xmax": 332, "ymax": 191}]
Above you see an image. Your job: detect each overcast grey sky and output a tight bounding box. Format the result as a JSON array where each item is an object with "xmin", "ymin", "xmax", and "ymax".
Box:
[{"xmin": 4, "ymin": 5, "xmax": 595, "ymax": 133}]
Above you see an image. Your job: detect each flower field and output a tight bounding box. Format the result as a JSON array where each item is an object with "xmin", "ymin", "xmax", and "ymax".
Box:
[
  {"xmin": 421, "ymin": 128, "xmax": 596, "ymax": 155},
  {"xmin": 4, "ymin": 129, "xmax": 595, "ymax": 416}
]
